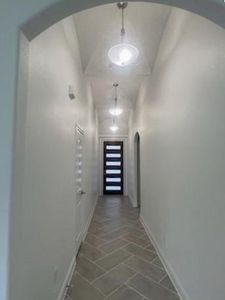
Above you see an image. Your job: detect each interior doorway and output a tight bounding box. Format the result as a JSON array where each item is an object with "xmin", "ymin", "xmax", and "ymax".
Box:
[
  {"xmin": 134, "ymin": 132, "xmax": 141, "ymax": 209},
  {"xmin": 103, "ymin": 141, "xmax": 124, "ymax": 195}
]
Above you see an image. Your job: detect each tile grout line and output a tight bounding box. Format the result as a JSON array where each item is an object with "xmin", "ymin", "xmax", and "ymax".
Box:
[
  {"xmin": 73, "ymin": 197, "xmax": 179, "ymax": 299},
  {"xmin": 73, "ymin": 271, "xmax": 107, "ymax": 298},
  {"xmin": 91, "ymin": 254, "xmax": 135, "ymax": 285}
]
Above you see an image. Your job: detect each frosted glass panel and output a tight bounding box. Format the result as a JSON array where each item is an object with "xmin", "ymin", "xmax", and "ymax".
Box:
[
  {"xmin": 106, "ymin": 161, "xmax": 121, "ymax": 166},
  {"xmin": 106, "ymin": 169, "xmax": 121, "ymax": 174},
  {"xmin": 106, "ymin": 178, "xmax": 121, "ymax": 182},
  {"xmin": 106, "ymin": 145, "xmax": 121, "ymax": 150},
  {"xmin": 106, "ymin": 153, "xmax": 121, "ymax": 158},
  {"xmin": 106, "ymin": 186, "xmax": 121, "ymax": 191}
]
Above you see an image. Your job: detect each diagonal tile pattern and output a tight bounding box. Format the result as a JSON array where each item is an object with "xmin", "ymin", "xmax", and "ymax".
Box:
[{"xmin": 67, "ymin": 196, "xmax": 180, "ymax": 300}]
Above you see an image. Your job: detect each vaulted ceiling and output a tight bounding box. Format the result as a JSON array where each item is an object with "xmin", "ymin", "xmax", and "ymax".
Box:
[{"xmin": 73, "ymin": 2, "xmax": 171, "ymax": 135}]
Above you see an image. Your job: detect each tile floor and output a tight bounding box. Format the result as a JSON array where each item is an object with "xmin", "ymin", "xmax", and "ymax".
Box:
[{"xmin": 66, "ymin": 196, "xmax": 180, "ymax": 300}]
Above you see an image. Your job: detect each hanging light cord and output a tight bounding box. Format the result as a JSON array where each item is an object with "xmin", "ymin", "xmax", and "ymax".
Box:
[
  {"xmin": 112, "ymin": 83, "xmax": 119, "ymax": 126},
  {"xmin": 121, "ymin": 5, "xmax": 125, "ymax": 43},
  {"xmin": 114, "ymin": 84, "xmax": 118, "ymax": 109}
]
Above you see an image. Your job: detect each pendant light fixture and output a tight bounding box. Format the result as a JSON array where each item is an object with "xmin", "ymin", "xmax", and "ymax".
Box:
[
  {"xmin": 108, "ymin": 2, "xmax": 139, "ymax": 67},
  {"xmin": 109, "ymin": 83, "xmax": 123, "ymax": 116},
  {"xmin": 110, "ymin": 123, "xmax": 119, "ymax": 132}
]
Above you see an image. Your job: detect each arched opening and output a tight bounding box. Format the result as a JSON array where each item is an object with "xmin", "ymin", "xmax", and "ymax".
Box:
[
  {"xmin": 134, "ymin": 132, "xmax": 141, "ymax": 210},
  {"xmin": 21, "ymin": 0, "xmax": 225, "ymax": 41},
  {"xmin": 5, "ymin": 1, "xmax": 225, "ymax": 300}
]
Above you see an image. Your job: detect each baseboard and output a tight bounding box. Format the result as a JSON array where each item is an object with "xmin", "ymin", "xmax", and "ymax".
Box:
[
  {"xmin": 140, "ymin": 214, "xmax": 190, "ymax": 300},
  {"xmin": 81, "ymin": 194, "xmax": 98, "ymax": 241},
  {"xmin": 57, "ymin": 255, "xmax": 76, "ymax": 300}
]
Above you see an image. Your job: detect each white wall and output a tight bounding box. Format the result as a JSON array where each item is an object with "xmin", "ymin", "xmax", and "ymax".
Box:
[
  {"xmin": 128, "ymin": 8, "xmax": 225, "ymax": 300},
  {"xmin": 9, "ymin": 17, "xmax": 99, "ymax": 300}
]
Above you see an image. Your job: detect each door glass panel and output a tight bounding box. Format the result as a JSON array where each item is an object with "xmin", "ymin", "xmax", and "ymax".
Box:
[
  {"xmin": 106, "ymin": 178, "xmax": 121, "ymax": 182},
  {"xmin": 106, "ymin": 186, "xmax": 121, "ymax": 191},
  {"xmin": 106, "ymin": 153, "xmax": 121, "ymax": 158},
  {"xmin": 106, "ymin": 161, "xmax": 121, "ymax": 166},
  {"xmin": 106, "ymin": 169, "xmax": 121, "ymax": 174},
  {"xmin": 106, "ymin": 145, "xmax": 121, "ymax": 150}
]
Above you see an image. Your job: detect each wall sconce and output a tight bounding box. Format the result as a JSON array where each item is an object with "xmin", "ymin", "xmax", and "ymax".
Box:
[{"xmin": 69, "ymin": 85, "xmax": 76, "ymax": 100}]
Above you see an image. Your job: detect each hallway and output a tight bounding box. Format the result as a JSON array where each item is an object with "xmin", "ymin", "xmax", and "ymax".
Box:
[
  {"xmin": 68, "ymin": 196, "xmax": 179, "ymax": 300},
  {"xmin": 3, "ymin": 1, "xmax": 225, "ymax": 300}
]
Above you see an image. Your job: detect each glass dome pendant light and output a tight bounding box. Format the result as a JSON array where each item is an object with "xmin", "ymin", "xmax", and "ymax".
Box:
[
  {"xmin": 109, "ymin": 83, "xmax": 123, "ymax": 116},
  {"xmin": 108, "ymin": 2, "xmax": 139, "ymax": 67}
]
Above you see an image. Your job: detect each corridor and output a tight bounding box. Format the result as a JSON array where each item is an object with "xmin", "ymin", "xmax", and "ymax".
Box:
[
  {"xmin": 67, "ymin": 196, "xmax": 179, "ymax": 300},
  {"xmin": 3, "ymin": 1, "xmax": 225, "ymax": 300}
]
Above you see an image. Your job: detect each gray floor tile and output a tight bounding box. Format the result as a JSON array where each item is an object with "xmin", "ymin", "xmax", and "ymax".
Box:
[
  {"xmin": 79, "ymin": 242, "xmax": 105, "ymax": 261},
  {"xmin": 88, "ymin": 225, "xmax": 106, "ymax": 236},
  {"xmin": 93, "ymin": 264, "xmax": 136, "ymax": 296},
  {"xmin": 122, "ymin": 233, "xmax": 150, "ymax": 247},
  {"xmin": 160, "ymin": 275, "xmax": 177, "ymax": 293},
  {"xmin": 128, "ymin": 273, "xmax": 179, "ymax": 300},
  {"xmin": 96, "ymin": 248, "xmax": 131, "ymax": 271},
  {"xmin": 125, "ymin": 256, "xmax": 166, "ymax": 282},
  {"xmin": 76, "ymin": 256, "xmax": 105, "ymax": 282},
  {"xmin": 145, "ymin": 243, "xmax": 156, "ymax": 252},
  {"xmin": 99, "ymin": 238, "xmax": 128, "ymax": 254},
  {"xmin": 100, "ymin": 227, "xmax": 130, "ymax": 241},
  {"xmin": 107, "ymin": 285, "xmax": 143, "ymax": 300},
  {"xmin": 152, "ymin": 256, "xmax": 165, "ymax": 270},
  {"xmin": 71, "ymin": 196, "xmax": 180, "ymax": 300},
  {"xmin": 71, "ymin": 273, "xmax": 104, "ymax": 300},
  {"xmin": 124, "ymin": 243, "xmax": 157, "ymax": 262},
  {"xmin": 85, "ymin": 232, "xmax": 106, "ymax": 247}
]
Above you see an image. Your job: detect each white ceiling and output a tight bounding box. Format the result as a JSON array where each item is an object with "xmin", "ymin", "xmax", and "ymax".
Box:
[{"xmin": 73, "ymin": 2, "xmax": 171, "ymax": 135}]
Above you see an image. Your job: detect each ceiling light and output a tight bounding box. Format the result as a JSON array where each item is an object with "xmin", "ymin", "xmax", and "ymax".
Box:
[
  {"xmin": 108, "ymin": 44, "xmax": 139, "ymax": 67},
  {"xmin": 108, "ymin": 2, "xmax": 139, "ymax": 67},
  {"xmin": 109, "ymin": 108, "xmax": 123, "ymax": 116},
  {"xmin": 110, "ymin": 125, "xmax": 119, "ymax": 132}
]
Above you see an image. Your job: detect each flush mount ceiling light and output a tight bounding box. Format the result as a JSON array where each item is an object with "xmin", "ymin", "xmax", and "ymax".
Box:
[
  {"xmin": 109, "ymin": 83, "xmax": 123, "ymax": 116},
  {"xmin": 108, "ymin": 2, "xmax": 139, "ymax": 67}
]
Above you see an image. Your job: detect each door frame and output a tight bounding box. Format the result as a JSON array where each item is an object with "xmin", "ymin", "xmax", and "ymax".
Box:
[
  {"xmin": 103, "ymin": 141, "xmax": 124, "ymax": 195},
  {"xmin": 75, "ymin": 124, "xmax": 86, "ymax": 254},
  {"xmin": 99, "ymin": 135, "xmax": 128, "ymax": 196}
]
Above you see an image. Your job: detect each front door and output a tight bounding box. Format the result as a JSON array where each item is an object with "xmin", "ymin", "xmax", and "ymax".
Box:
[
  {"xmin": 75, "ymin": 126, "xmax": 85, "ymax": 254},
  {"xmin": 103, "ymin": 141, "xmax": 123, "ymax": 195}
]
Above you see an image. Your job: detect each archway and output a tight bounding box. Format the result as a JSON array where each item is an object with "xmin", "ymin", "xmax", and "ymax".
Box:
[
  {"xmin": 21, "ymin": 0, "xmax": 225, "ymax": 41},
  {"xmin": 1, "ymin": 1, "xmax": 225, "ymax": 300}
]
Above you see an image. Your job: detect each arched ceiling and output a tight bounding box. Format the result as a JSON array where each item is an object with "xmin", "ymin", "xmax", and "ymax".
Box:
[
  {"xmin": 22, "ymin": 0, "xmax": 225, "ymax": 41},
  {"xmin": 73, "ymin": 2, "xmax": 171, "ymax": 134}
]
